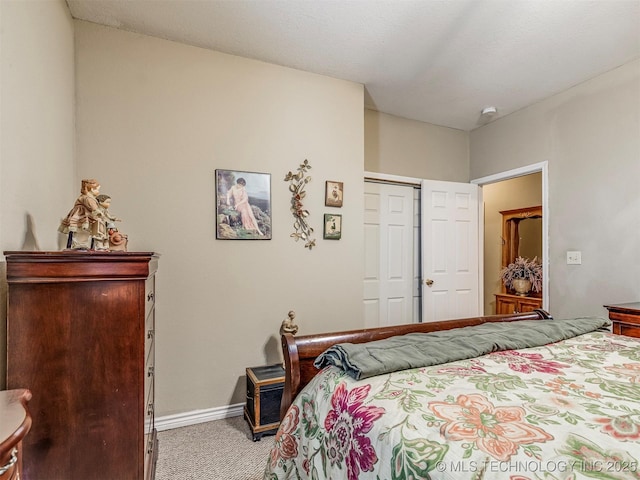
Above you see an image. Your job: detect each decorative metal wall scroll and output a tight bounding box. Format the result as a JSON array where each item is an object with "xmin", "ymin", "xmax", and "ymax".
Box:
[{"xmin": 284, "ymin": 159, "xmax": 316, "ymax": 249}]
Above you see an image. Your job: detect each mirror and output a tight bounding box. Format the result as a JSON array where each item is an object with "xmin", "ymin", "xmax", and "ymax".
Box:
[{"xmin": 501, "ymin": 204, "xmax": 542, "ymax": 270}]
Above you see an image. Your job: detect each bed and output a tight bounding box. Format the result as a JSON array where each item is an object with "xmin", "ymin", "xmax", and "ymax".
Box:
[{"xmin": 264, "ymin": 310, "xmax": 640, "ymax": 479}]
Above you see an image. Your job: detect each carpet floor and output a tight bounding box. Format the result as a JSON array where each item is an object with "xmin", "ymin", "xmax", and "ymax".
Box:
[{"xmin": 156, "ymin": 416, "xmax": 276, "ymax": 479}]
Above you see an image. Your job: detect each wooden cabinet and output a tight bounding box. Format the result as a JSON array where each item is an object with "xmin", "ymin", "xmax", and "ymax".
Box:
[
  {"xmin": 4, "ymin": 251, "xmax": 158, "ymax": 480},
  {"xmin": 245, "ymin": 364, "xmax": 285, "ymax": 441},
  {"xmin": 604, "ymin": 302, "xmax": 640, "ymax": 338},
  {"xmin": 495, "ymin": 293, "xmax": 542, "ymax": 314},
  {"xmin": 0, "ymin": 389, "xmax": 32, "ymax": 480}
]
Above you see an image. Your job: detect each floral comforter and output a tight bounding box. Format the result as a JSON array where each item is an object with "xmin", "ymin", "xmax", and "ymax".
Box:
[{"xmin": 264, "ymin": 331, "xmax": 640, "ymax": 479}]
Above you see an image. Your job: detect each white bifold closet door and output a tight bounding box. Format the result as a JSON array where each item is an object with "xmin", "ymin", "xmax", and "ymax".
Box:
[{"xmin": 363, "ymin": 181, "xmax": 417, "ymax": 327}]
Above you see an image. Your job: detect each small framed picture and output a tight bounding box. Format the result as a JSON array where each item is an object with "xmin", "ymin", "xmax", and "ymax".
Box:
[
  {"xmin": 325, "ymin": 181, "xmax": 343, "ymax": 207},
  {"xmin": 215, "ymin": 169, "xmax": 271, "ymax": 240},
  {"xmin": 323, "ymin": 214, "xmax": 342, "ymax": 240}
]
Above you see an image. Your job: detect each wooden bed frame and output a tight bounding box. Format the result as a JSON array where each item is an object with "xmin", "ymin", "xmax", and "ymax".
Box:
[{"xmin": 280, "ymin": 309, "xmax": 552, "ymax": 419}]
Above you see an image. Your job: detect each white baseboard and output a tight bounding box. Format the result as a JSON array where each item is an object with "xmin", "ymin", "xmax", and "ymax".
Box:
[{"xmin": 155, "ymin": 402, "xmax": 244, "ymax": 431}]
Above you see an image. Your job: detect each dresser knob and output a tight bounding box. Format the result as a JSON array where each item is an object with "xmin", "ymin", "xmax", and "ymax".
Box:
[
  {"xmin": 147, "ymin": 330, "xmax": 154, "ymax": 339},
  {"xmin": 147, "ymin": 366, "xmax": 154, "ymax": 377},
  {"xmin": 147, "ymin": 292, "xmax": 155, "ymax": 302}
]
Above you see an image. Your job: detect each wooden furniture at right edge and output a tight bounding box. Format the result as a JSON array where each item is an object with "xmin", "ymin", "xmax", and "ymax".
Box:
[
  {"xmin": 495, "ymin": 293, "xmax": 542, "ymax": 314},
  {"xmin": 604, "ymin": 302, "xmax": 640, "ymax": 338}
]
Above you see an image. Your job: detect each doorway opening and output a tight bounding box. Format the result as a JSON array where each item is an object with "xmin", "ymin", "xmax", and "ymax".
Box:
[
  {"xmin": 472, "ymin": 162, "xmax": 549, "ymax": 314},
  {"xmin": 364, "ymin": 162, "xmax": 548, "ymax": 327}
]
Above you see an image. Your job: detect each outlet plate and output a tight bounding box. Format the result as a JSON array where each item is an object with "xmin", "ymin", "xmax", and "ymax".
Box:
[{"xmin": 567, "ymin": 251, "xmax": 582, "ymax": 265}]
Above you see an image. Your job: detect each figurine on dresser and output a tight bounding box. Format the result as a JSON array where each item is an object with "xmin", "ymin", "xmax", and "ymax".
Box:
[
  {"xmin": 91, "ymin": 194, "xmax": 117, "ymax": 250},
  {"xmin": 93, "ymin": 194, "xmax": 128, "ymax": 251},
  {"xmin": 107, "ymin": 221, "xmax": 128, "ymax": 251},
  {"xmin": 59, "ymin": 178, "xmax": 103, "ymax": 249},
  {"xmin": 59, "ymin": 179, "xmax": 128, "ymax": 251}
]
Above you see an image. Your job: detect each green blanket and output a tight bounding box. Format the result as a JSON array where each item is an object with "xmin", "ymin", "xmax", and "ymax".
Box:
[{"xmin": 314, "ymin": 317, "xmax": 610, "ymax": 380}]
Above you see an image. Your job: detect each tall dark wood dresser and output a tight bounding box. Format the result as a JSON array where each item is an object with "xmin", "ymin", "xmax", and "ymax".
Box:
[{"xmin": 4, "ymin": 251, "xmax": 159, "ymax": 480}]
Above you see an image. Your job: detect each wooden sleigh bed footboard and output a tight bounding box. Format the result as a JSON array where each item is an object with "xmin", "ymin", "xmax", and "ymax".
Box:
[{"xmin": 279, "ymin": 309, "xmax": 552, "ymax": 419}]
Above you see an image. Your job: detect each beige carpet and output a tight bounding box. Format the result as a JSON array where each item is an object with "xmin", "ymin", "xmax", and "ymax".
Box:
[{"xmin": 156, "ymin": 416, "xmax": 276, "ymax": 479}]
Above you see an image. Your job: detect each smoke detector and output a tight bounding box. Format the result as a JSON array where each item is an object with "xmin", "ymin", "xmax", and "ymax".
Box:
[{"xmin": 481, "ymin": 106, "xmax": 498, "ymax": 116}]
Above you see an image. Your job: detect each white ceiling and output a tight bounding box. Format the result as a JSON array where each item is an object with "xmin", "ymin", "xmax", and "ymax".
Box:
[{"xmin": 66, "ymin": 0, "xmax": 640, "ymax": 131}]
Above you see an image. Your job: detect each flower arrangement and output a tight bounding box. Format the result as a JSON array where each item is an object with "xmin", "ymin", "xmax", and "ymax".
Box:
[{"xmin": 500, "ymin": 256, "xmax": 542, "ymax": 293}]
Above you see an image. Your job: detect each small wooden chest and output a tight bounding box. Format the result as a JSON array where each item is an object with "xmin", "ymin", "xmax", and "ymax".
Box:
[{"xmin": 244, "ymin": 364, "xmax": 285, "ymax": 441}]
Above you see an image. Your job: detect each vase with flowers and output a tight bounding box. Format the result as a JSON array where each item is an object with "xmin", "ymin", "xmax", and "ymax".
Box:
[{"xmin": 500, "ymin": 256, "xmax": 542, "ymax": 296}]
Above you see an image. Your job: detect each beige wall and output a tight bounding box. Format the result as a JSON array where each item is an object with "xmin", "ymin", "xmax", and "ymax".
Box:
[
  {"xmin": 3, "ymin": 2, "xmax": 637, "ymax": 420},
  {"xmin": 74, "ymin": 21, "xmax": 365, "ymax": 415},
  {"xmin": 0, "ymin": 0, "xmax": 75, "ymax": 389},
  {"xmin": 0, "ymin": 5, "xmax": 471, "ymax": 417},
  {"xmin": 365, "ymin": 109, "xmax": 469, "ymax": 181},
  {"xmin": 471, "ymin": 60, "xmax": 640, "ymax": 319},
  {"xmin": 482, "ymin": 174, "xmax": 542, "ymax": 315}
]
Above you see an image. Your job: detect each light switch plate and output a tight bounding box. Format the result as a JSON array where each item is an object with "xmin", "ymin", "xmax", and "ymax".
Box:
[{"xmin": 567, "ymin": 251, "xmax": 582, "ymax": 265}]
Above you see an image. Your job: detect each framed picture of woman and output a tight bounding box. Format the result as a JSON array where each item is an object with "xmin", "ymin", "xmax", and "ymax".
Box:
[
  {"xmin": 215, "ymin": 170, "xmax": 271, "ymax": 240},
  {"xmin": 325, "ymin": 181, "xmax": 343, "ymax": 207},
  {"xmin": 323, "ymin": 214, "xmax": 342, "ymax": 240}
]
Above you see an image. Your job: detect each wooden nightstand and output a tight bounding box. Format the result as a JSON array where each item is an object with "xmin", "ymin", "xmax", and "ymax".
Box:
[
  {"xmin": 244, "ymin": 364, "xmax": 285, "ymax": 441},
  {"xmin": 604, "ymin": 302, "xmax": 640, "ymax": 338}
]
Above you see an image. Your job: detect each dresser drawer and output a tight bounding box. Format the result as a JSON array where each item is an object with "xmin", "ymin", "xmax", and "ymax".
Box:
[
  {"xmin": 518, "ymin": 297, "xmax": 542, "ymax": 313},
  {"xmin": 612, "ymin": 322, "xmax": 640, "ymax": 338},
  {"xmin": 495, "ymin": 293, "xmax": 542, "ymax": 315}
]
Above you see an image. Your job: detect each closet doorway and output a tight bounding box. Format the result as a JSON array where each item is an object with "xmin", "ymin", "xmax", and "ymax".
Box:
[
  {"xmin": 363, "ymin": 179, "xmax": 420, "ymax": 328},
  {"xmin": 363, "ymin": 174, "xmax": 481, "ymax": 327}
]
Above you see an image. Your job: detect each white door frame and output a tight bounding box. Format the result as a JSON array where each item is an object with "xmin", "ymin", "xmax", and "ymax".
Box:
[{"xmin": 471, "ymin": 161, "xmax": 549, "ymax": 312}]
